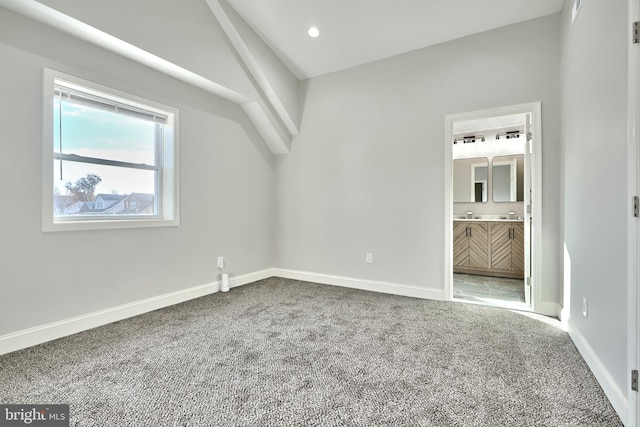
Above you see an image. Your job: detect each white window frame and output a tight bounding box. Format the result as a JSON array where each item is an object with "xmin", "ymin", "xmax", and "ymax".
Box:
[{"xmin": 42, "ymin": 68, "xmax": 180, "ymax": 232}]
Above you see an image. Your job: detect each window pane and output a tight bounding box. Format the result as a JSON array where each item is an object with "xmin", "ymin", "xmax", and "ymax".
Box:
[
  {"xmin": 54, "ymin": 160, "xmax": 157, "ymax": 217},
  {"xmin": 53, "ymin": 98, "xmax": 157, "ymax": 166},
  {"xmin": 44, "ymin": 69, "xmax": 179, "ymax": 232}
]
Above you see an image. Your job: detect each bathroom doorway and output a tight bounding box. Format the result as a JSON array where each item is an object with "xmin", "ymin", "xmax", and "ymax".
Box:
[{"xmin": 444, "ymin": 103, "xmax": 542, "ymax": 312}]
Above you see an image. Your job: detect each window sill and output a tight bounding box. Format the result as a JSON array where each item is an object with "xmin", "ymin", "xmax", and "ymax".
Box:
[{"xmin": 42, "ymin": 217, "xmax": 180, "ymax": 233}]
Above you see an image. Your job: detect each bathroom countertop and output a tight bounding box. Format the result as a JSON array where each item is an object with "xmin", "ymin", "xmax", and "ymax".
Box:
[{"xmin": 454, "ymin": 216, "xmax": 524, "ymax": 222}]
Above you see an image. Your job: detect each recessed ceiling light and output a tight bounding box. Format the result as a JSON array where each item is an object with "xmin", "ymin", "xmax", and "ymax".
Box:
[{"xmin": 307, "ymin": 26, "xmax": 320, "ymax": 38}]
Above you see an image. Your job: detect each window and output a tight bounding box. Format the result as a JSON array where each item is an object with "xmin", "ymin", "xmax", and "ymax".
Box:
[{"xmin": 42, "ymin": 69, "xmax": 179, "ymax": 231}]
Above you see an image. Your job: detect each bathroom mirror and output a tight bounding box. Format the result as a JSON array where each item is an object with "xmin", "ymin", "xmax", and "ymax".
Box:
[
  {"xmin": 492, "ymin": 154, "xmax": 524, "ymax": 202},
  {"xmin": 453, "ymin": 157, "xmax": 488, "ymax": 203}
]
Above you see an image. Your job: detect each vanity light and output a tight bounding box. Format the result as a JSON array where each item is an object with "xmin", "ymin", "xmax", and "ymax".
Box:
[
  {"xmin": 308, "ymin": 26, "xmax": 320, "ymax": 38},
  {"xmin": 496, "ymin": 130, "xmax": 523, "ymax": 140},
  {"xmin": 453, "ymin": 135, "xmax": 485, "ymax": 144}
]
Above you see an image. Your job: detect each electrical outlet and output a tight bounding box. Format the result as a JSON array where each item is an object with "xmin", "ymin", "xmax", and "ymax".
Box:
[
  {"xmin": 365, "ymin": 252, "xmax": 373, "ymax": 264},
  {"xmin": 217, "ymin": 256, "xmax": 224, "ymax": 270},
  {"xmin": 582, "ymin": 297, "xmax": 588, "ymax": 318}
]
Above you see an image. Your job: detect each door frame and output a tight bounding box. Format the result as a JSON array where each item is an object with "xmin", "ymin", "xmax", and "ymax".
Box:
[
  {"xmin": 627, "ymin": 0, "xmax": 639, "ymax": 425},
  {"xmin": 471, "ymin": 161, "xmax": 488, "ymax": 202},
  {"xmin": 444, "ymin": 102, "xmax": 543, "ymax": 313}
]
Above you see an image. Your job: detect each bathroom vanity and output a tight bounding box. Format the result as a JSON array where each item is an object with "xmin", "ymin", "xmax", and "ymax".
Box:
[{"xmin": 453, "ymin": 219, "xmax": 524, "ymax": 279}]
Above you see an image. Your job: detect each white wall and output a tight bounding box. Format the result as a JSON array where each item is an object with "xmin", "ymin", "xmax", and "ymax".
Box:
[
  {"xmin": 560, "ymin": 0, "xmax": 628, "ymax": 418},
  {"xmin": 0, "ymin": 9, "xmax": 274, "ymax": 336},
  {"xmin": 275, "ymin": 15, "xmax": 561, "ymax": 303}
]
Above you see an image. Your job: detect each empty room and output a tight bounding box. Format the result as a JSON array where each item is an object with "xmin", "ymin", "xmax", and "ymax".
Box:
[{"xmin": 0, "ymin": 0, "xmax": 637, "ymax": 425}]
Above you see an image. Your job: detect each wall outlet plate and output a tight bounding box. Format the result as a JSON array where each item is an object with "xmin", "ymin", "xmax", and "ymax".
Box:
[
  {"xmin": 217, "ymin": 256, "xmax": 224, "ymax": 270},
  {"xmin": 365, "ymin": 252, "xmax": 373, "ymax": 264}
]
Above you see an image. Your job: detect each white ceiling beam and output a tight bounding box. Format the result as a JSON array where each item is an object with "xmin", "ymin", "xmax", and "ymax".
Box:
[
  {"xmin": 205, "ymin": 0, "xmax": 300, "ymax": 137},
  {"xmin": 0, "ymin": 0, "xmax": 291, "ymax": 155},
  {"xmin": 242, "ymin": 102, "xmax": 291, "ymax": 155},
  {"xmin": 0, "ymin": 0, "xmax": 248, "ymax": 104}
]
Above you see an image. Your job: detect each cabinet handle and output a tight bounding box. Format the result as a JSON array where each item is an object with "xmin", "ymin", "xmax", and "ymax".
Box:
[{"xmin": 468, "ymin": 227, "xmax": 472, "ymax": 238}]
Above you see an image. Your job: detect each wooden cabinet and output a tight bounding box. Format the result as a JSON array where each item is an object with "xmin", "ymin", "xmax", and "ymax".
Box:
[
  {"xmin": 453, "ymin": 222, "xmax": 489, "ymax": 269},
  {"xmin": 490, "ymin": 223, "xmax": 524, "ymax": 275},
  {"xmin": 453, "ymin": 222, "xmax": 470, "ymax": 268},
  {"xmin": 453, "ymin": 220, "xmax": 524, "ymax": 279}
]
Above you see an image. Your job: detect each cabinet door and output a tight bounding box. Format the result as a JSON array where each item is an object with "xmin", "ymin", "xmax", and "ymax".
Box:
[
  {"xmin": 468, "ymin": 223, "xmax": 489, "ymax": 269},
  {"xmin": 491, "ymin": 223, "xmax": 512, "ymax": 270},
  {"xmin": 511, "ymin": 223, "xmax": 525, "ymax": 273},
  {"xmin": 453, "ymin": 222, "xmax": 469, "ymax": 267}
]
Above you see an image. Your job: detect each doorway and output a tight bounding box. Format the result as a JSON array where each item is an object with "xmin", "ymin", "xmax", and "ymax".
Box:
[{"xmin": 444, "ymin": 102, "xmax": 542, "ymax": 313}]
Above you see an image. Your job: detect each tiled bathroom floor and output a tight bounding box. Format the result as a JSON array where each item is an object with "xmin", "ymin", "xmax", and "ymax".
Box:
[{"xmin": 453, "ymin": 273, "xmax": 530, "ymax": 311}]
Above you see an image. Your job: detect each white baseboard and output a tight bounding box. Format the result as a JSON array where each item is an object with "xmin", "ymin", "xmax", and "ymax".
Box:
[
  {"xmin": 0, "ymin": 268, "xmax": 274, "ymax": 356},
  {"xmin": 273, "ymin": 268, "xmax": 446, "ymax": 301},
  {"xmin": 535, "ymin": 301, "xmax": 562, "ymax": 318},
  {"xmin": 0, "ymin": 267, "xmax": 442, "ymax": 356},
  {"xmin": 567, "ymin": 322, "xmax": 628, "ymax": 423}
]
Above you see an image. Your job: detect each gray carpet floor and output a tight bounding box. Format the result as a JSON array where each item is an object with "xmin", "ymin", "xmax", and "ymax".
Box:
[{"xmin": 0, "ymin": 277, "xmax": 623, "ymax": 426}]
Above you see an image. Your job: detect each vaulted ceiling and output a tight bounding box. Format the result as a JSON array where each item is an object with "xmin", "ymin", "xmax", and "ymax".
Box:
[{"xmin": 226, "ymin": 0, "xmax": 564, "ymax": 79}]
